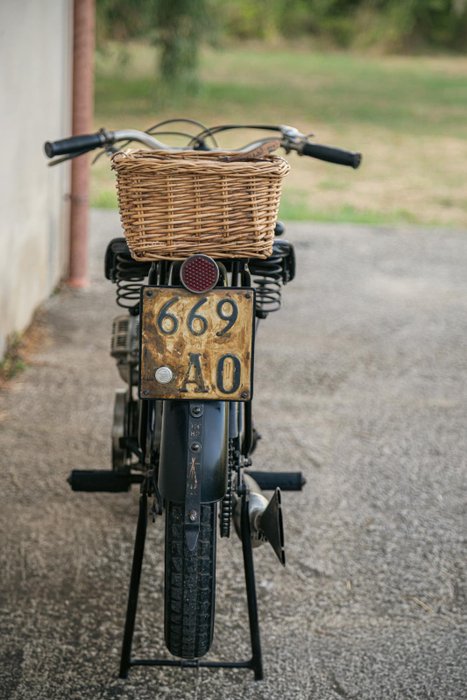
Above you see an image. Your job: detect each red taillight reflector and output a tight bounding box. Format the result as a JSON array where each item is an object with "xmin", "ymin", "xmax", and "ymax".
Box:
[{"xmin": 180, "ymin": 255, "xmax": 219, "ymax": 294}]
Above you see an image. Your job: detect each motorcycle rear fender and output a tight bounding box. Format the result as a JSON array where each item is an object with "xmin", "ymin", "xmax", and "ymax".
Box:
[{"xmin": 158, "ymin": 400, "xmax": 228, "ymax": 504}]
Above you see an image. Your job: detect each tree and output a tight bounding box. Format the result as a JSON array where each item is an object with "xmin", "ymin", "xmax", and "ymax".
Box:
[
  {"xmin": 155, "ymin": 0, "xmax": 209, "ymax": 94},
  {"xmin": 97, "ymin": 0, "xmax": 210, "ymax": 95}
]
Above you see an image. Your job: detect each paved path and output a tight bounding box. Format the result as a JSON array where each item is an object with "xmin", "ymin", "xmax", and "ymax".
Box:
[{"xmin": 1, "ymin": 212, "xmax": 466, "ymax": 699}]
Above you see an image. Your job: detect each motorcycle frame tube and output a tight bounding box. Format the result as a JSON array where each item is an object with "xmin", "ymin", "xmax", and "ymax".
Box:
[{"xmin": 158, "ymin": 399, "xmax": 229, "ymax": 503}]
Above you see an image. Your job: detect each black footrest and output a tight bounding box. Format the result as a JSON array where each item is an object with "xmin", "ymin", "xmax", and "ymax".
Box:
[
  {"xmin": 67, "ymin": 470, "xmax": 143, "ymax": 493},
  {"xmin": 246, "ymin": 470, "xmax": 306, "ymax": 491}
]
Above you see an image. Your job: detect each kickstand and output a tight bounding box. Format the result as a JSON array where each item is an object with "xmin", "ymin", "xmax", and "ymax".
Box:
[
  {"xmin": 240, "ymin": 492, "xmax": 264, "ymax": 680},
  {"xmin": 118, "ymin": 490, "xmax": 264, "ymax": 680},
  {"xmin": 119, "ymin": 486, "xmax": 148, "ymax": 678}
]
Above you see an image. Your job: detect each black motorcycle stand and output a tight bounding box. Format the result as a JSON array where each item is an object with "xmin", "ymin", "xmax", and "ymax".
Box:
[{"xmin": 119, "ymin": 485, "xmax": 264, "ymax": 681}]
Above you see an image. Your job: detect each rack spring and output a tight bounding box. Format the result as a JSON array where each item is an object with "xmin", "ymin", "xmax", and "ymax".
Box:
[
  {"xmin": 115, "ymin": 254, "xmax": 148, "ymax": 310},
  {"xmin": 249, "ymin": 240, "xmax": 295, "ymax": 319}
]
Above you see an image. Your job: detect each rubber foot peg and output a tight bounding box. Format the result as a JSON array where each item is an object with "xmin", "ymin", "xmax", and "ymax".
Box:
[
  {"xmin": 67, "ymin": 469, "xmax": 132, "ymax": 492},
  {"xmin": 245, "ymin": 470, "xmax": 306, "ymax": 491}
]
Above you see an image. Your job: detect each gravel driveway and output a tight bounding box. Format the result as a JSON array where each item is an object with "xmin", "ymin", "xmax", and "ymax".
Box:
[{"xmin": 1, "ymin": 211, "xmax": 466, "ymax": 699}]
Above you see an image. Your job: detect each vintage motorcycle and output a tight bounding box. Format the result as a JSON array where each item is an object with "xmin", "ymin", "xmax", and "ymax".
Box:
[{"xmin": 45, "ymin": 121, "xmax": 361, "ymax": 679}]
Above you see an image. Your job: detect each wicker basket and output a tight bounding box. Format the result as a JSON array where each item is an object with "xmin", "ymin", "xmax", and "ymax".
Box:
[{"xmin": 111, "ymin": 149, "xmax": 290, "ymax": 261}]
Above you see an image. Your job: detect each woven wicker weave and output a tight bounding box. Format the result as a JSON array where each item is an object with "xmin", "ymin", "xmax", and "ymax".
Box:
[{"xmin": 111, "ymin": 149, "xmax": 290, "ymax": 261}]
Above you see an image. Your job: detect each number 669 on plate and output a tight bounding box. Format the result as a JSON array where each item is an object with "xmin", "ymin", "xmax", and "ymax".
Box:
[{"xmin": 139, "ymin": 287, "xmax": 255, "ymax": 401}]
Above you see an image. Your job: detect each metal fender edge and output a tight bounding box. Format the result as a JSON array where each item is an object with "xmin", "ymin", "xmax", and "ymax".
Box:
[{"xmin": 158, "ymin": 400, "xmax": 228, "ymax": 503}]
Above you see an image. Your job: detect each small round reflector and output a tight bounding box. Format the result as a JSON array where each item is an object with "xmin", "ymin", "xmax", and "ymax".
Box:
[{"xmin": 180, "ymin": 255, "xmax": 219, "ymax": 294}]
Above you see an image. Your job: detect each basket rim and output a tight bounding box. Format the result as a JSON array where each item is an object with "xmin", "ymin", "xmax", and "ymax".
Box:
[{"xmin": 111, "ymin": 148, "xmax": 290, "ymax": 175}]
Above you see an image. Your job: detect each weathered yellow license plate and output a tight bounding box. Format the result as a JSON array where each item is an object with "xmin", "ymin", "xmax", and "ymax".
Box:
[{"xmin": 140, "ymin": 287, "xmax": 255, "ymax": 401}]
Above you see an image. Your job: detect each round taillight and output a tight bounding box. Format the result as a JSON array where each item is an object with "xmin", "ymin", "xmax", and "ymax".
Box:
[{"xmin": 180, "ymin": 254, "xmax": 219, "ymax": 294}]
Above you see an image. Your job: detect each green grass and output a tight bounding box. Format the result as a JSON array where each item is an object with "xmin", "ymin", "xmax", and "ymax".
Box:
[
  {"xmin": 197, "ymin": 68, "xmax": 467, "ymax": 137},
  {"xmin": 0, "ymin": 334, "xmax": 26, "ymax": 381},
  {"xmin": 96, "ymin": 45, "xmax": 467, "ymax": 137},
  {"xmin": 92, "ymin": 43, "xmax": 467, "ymax": 227}
]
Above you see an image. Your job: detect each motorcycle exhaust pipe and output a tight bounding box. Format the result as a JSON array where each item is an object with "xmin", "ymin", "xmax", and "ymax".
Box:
[{"xmin": 233, "ymin": 474, "xmax": 286, "ymax": 566}]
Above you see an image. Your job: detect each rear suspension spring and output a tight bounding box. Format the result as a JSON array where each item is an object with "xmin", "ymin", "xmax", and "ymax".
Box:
[
  {"xmin": 249, "ymin": 240, "xmax": 294, "ymax": 319},
  {"xmin": 115, "ymin": 254, "xmax": 147, "ymax": 310}
]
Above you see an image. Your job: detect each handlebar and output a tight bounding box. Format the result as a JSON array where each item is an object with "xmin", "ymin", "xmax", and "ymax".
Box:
[
  {"xmin": 44, "ymin": 129, "xmax": 167, "ymax": 159},
  {"xmin": 44, "ymin": 132, "xmax": 108, "ymax": 158},
  {"xmin": 44, "ymin": 124, "xmax": 362, "ymax": 169},
  {"xmin": 299, "ymin": 142, "xmax": 361, "ymax": 169}
]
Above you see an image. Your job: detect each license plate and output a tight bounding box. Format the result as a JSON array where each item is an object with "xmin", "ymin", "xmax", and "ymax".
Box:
[{"xmin": 140, "ymin": 287, "xmax": 255, "ymax": 401}]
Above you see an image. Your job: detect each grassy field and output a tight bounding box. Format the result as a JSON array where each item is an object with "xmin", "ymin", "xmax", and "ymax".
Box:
[{"xmin": 92, "ymin": 43, "xmax": 467, "ymax": 226}]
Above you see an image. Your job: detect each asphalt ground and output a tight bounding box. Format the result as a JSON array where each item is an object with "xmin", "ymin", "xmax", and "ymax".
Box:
[{"xmin": 1, "ymin": 211, "xmax": 466, "ymax": 699}]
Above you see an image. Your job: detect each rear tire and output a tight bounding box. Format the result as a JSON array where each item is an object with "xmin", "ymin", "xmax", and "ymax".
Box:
[{"xmin": 164, "ymin": 501, "xmax": 217, "ymax": 659}]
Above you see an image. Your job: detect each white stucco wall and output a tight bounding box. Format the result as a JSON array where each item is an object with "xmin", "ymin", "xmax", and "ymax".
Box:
[{"xmin": 0, "ymin": 0, "xmax": 72, "ymax": 358}]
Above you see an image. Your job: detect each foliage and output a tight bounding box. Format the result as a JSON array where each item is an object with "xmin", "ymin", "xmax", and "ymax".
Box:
[
  {"xmin": 96, "ymin": 0, "xmax": 467, "ymax": 53},
  {"xmin": 216, "ymin": 0, "xmax": 467, "ymax": 51},
  {"xmin": 96, "ymin": 0, "xmax": 153, "ymax": 43}
]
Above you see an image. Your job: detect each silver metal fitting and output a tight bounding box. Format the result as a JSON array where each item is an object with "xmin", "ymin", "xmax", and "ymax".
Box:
[{"xmin": 155, "ymin": 366, "xmax": 173, "ymax": 384}]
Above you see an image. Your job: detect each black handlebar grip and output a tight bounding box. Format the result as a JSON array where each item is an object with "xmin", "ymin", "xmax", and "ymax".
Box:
[
  {"xmin": 301, "ymin": 142, "xmax": 361, "ymax": 169},
  {"xmin": 44, "ymin": 132, "xmax": 107, "ymax": 158}
]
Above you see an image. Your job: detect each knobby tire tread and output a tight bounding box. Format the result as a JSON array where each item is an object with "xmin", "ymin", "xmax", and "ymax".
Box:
[{"xmin": 164, "ymin": 502, "xmax": 217, "ymax": 659}]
